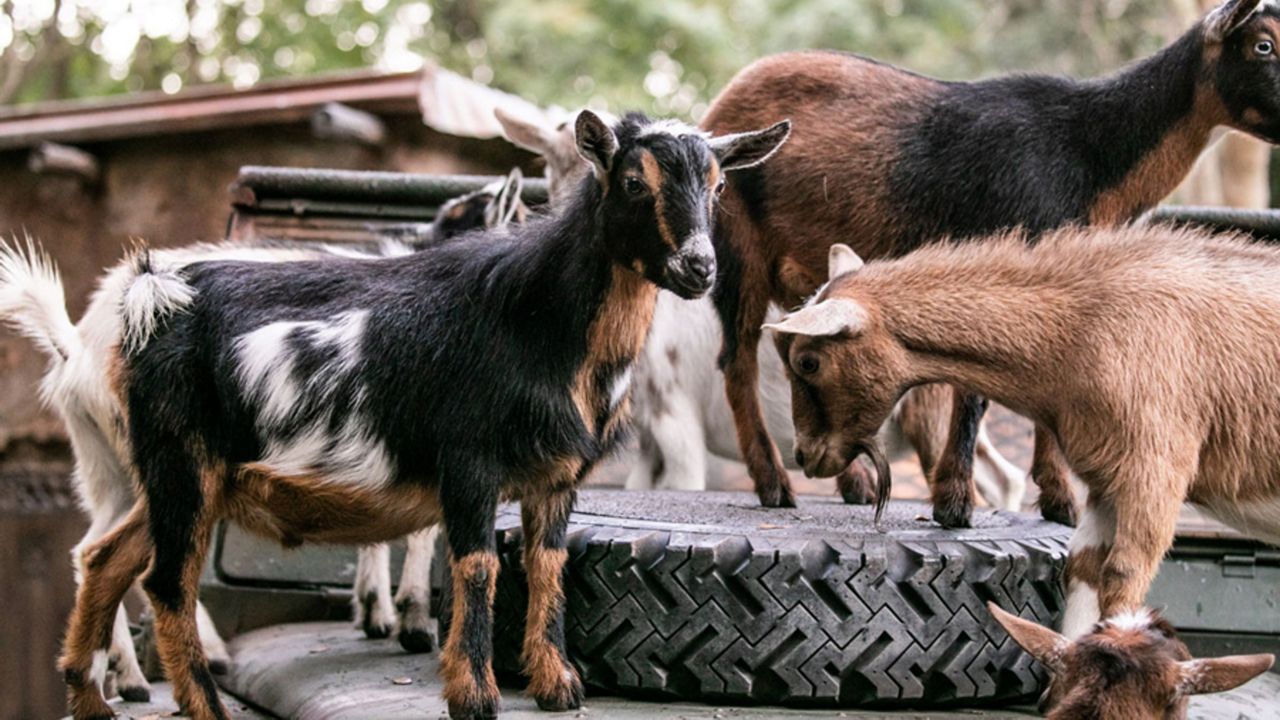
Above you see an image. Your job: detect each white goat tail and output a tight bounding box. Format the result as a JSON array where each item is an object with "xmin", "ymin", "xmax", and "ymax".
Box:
[
  {"xmin": 0, "ymin": 235, "xmax": 81, "ymax": 363},
  {"xmin": 121, "ymin": 247, "xmax": 196, "ymax": 353}
]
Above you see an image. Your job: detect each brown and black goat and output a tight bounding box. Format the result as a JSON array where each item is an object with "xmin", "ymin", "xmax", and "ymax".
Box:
[
  {"xmin": 766, "ymin": 226, "xmax": 1280, "ymax": 648},
  {"xmin": 702, "ymin": 0, "xmax": 1280, "ymax": 526},
  {"xmin": 55, "ymin": 111, "xmax": 789, "ymax": 720},
  {"xmin": 988, "ymin": 603, "xmax": 1273, "ymax": 719}
]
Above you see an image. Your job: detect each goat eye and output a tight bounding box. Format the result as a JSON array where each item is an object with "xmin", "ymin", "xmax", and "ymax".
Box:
[
  {"xmin": 1256, "ymin": 39, "xmax": 1274, "ymax": 56},
  {"xmin": 796, "ymin": 354, "xmax": 820, "ymax": 376},
  {"xmin": 714, "ymin": 179, "xmax": 726, "ymax": 195},
  {"xmin": 623, "ymin": 176, "xmax": 648, "ymax": 198}
]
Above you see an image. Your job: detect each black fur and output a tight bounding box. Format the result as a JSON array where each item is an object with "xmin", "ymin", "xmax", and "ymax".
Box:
[{"xmin": 887, "ymin": 29, "xmax": 1204, "ymax": 247}]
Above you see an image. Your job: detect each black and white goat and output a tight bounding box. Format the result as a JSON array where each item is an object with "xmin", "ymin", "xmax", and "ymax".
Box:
[
  {"xmin": 0, "ymin": 171, "xmax": 526, "ymax": 702},
  {"xmin": 57, "ymin": 111, "xmax": 789, "ymax": 720}
]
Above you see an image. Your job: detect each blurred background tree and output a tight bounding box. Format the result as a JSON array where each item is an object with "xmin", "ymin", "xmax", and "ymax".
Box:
[{"xmin": 0, "ymin": 0, "xmax": 1270, "ymax": 205}]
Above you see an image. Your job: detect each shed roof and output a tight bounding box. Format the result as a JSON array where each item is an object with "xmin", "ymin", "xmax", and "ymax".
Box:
[{"xmin": 0, "ymin": 70, "xmax": 423, "ymax": 151}]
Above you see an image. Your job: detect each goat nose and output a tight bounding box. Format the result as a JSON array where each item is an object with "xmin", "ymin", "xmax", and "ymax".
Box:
[
  {"xmin": 686, "ymin": 253, "xmax": 714, "ymax": 277},
  {"xmin": 795, "ymin": 448, "xmax": 806, "ymax": 466}
]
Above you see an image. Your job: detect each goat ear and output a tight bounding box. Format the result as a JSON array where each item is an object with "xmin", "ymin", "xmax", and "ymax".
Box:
[
  {"xmin": 1205, "ymin": 0, "xmax": 1263, "ymax": 43},
  {"xmin": 495, "ymin": 107, "xmax": 555, "ymax": 155},
  {"xmin": 575, "ymin": 110, "xmax": 618, "ymax": 179},
  {"xmin": 987, "ymin": 602, "xmax": 1069, "ymax": 673},
  {"xmin": 829, "ymin": 244, "xmax": 864, "ymax": 280},
  {"xmin": 762, "ymin": 299, "xmax": 865, "ymax": 338},
  {"xmin": 711, "ymin": 120, "xmax": 791, "ymax": 172},
  {"xmin": 1177, "ymin": 654, "xmax": 1274, "ymax": 696}
]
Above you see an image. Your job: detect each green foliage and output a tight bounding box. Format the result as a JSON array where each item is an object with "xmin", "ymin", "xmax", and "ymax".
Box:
[{"xmin": 0, "ymin": 0, "xmax": 1184, "ymax": 115}]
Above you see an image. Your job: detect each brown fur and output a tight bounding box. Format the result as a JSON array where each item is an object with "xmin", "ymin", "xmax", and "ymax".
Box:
[
  {"xmin": 228, "ymin": 464, "xmax": 442, "ymax": 547},
  {"xmin": 640, "ymin": 151, "xmax": 678, "ymax": 250},
  {"xmin": 61, "ymin": 505, "xmax": 153, "ymax": 720},
  {"xmin": 702, "ymin": 37, "xmax": 1249, "ymax": 517},
  {"xmin": 572, "ymin": 265, "xmax": 658, "ymax": 438},
  {"xmin": 1088, "ymin": 91, "xmax": 1225, "ymax": 225},
  {"xmin": 440, "ymin": 552, "xmax": 501, "ymax": 714},
  {"xmin": 776, "ymin": 225, "xmax": 1280, "ymax": 633},
  {"xmin": 990, "ymin": 603, "xmax": 1273, "ymax": 719},
  {"xmin": 521, "ymin": 547, "xmax": 573, "ymax": 699}
]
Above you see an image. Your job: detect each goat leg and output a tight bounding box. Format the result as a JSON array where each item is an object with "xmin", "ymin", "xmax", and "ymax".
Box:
[
  {"xmin": 440, "ymin": 487, "xmax": 500, "ymax": 720},
  {"xmin": 395, "ymin": 526, "xmax": 440, "ymax": 653},
  {"xmin": 725, "ymin": 336, "xmax": 796, "ymax": 508},
  {"xmin": 61, "ymin": 504, "xmax": 153, "ymax": 720},
  {"xmin": 1032, "ymin": 425, "xmax": 1078, "ymax": 526},
  {"xmin": 928, "ymin": 389, "xmax": 985, "ymax": 528},
  {"xmin": 520, "ymin": 488, "xmax": 584, "ymax": 712}
]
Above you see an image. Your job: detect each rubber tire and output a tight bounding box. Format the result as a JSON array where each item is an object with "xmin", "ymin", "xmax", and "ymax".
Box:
[{"xmin": 443, "ymin": 490, "xmax": 1070, "ymax": 709}]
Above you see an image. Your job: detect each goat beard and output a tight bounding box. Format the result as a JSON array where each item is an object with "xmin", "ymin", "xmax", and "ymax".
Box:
[{"xmin": 850, "ymin": 438, "xmax": 892, "ymax": 528}]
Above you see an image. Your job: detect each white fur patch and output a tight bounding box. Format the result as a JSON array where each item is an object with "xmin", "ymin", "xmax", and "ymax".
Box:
[
  {"xmin": 639, "ymin": 119, "xmax": 708, "ymax": 139},
  {"xmin": 121, "ymin": 256, "xmax": 196, "ymax": 352},
  {"xmin": 608, "ymin": 366, "xmax": 634, "ymax": 412},
  {"xmin": 236, "ymin": 310, "xmax": 395, "ymax": 487},
  {"xmin": 0, "ymin": 235, "xmax": 80, "ymax": 362},
  {"xmin": 1062, "ymin": 580, "xmax": 1102, "ymax": 640},
  {"xmin": 1104, "ymin": 608, "xmax": 1155, "ymax": 634},
  {"xmin": 260, "ymin": 414, "xmax": 395, "ymax": 487},
  {"xmin": 89, "ymin": 649, "xmax": 109, "ymax": 692},
  {"xmin": 236, "ymin": 310, "xmax": 368, "ymax": 427},
  {"xmin": 1062, "ymin": 501, "xmax": 1114, "ymax": 639}
]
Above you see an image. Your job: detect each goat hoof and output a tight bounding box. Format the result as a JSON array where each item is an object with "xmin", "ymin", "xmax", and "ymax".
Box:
[
  {"xmin": 1039, "ymin": 499, "xmax": 1078, "ymax": 528},
  {"xmin": 117, "ymin": 684, "xmax": 151, "ymax": 703},
  {"xmin": 397, "ymin": 627, "xmax": 436, "ymax": 654},
  {"xmin": 932, "ymin": 501, "xmax": 973, "ymax": 529},
  {"xmin": 755, "ymin": 477, "xmax": 797, "ymax": 508},
  {"xmin": 207, "ymin": 657, "xmax": 231, "ymax": 676},
  {"xmin": 447, "ymin": 698, "xmax": 498, "ymax": 720},
  {"xmin": 362, "ymin": 619, "xmax": 393, "ymax": 640},
  {"xmin": 534, "ymin": 670, "xmax": 585, "ymax": 712}
]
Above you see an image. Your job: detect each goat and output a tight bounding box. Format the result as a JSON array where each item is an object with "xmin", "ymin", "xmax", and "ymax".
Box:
[
  {"xmin": 701, "ymin": 0, "xmax": 1280, "ymax": 527},
  {"xmin": 496, "ymin": 107, "xmax": 1026, "ymax": 509},
  {"xmin": 988, "ymin": 603, "xmax": 1273, "ymax": 719},
  {"xmin": 56, "ymin": 111, "xmax": 789, "ymax": 720},
  {"xmin": 0, "ymin": 171, "xmax": 527, "ymax": 702},
  {"xmin": 627, "ymin": 295, "xmax": 1026, "ymax": 508},
  {"xmin": 766, "ymin": 227, "xmax": 1280, "ymax": 651}
]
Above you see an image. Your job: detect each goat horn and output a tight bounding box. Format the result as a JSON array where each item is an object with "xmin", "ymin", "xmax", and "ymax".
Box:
[{"xmin": 852, "ymin": 439, "xmax": 892, "ymax": 529}]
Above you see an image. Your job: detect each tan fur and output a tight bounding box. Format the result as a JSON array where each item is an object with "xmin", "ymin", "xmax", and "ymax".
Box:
[
  {"xmin": 61, "ymin": 505, "xmax": 153, "ymax": 720},
  {"xmin": 1089, "ymin": 91, "xmax": 1225, "ymax": 224},
  {"xmin": 571, "ymin": 265, "xmax": 658, "ymax": 437},
  {"xmin": 640, "ymin": 151, "xmax": 678, "ymax": 250},
  {"xmin": 521, "ymin": 547, "xmax": 573, "ymax": 699},
  {"xmin": 440, "ymin": 552, "xmax": 501, "ymax": 712},
  {"xmin": 780, "ymin": 225, "xmax": 1280, "ymax": 629},
  {"xmin": 227, "ymin": 465, "xmax": 442, "ymax": 547}
]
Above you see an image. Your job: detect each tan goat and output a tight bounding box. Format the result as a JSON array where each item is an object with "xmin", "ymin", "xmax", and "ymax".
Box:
[{"xmin": 765, "ymin": 225, "xmax": 1280, "ymax": 643}]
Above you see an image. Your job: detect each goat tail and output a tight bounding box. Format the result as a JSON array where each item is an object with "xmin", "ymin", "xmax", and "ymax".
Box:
[
  {"xmin": 120, "ymin": 244, "xmax": 196, "ymax": 353},
  {"xmin": 0, "ymin": 234, "xmax": 81, "ymax": 364}
]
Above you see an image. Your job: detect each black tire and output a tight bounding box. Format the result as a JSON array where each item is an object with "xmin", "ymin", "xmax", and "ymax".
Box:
[{"xmin": 448, "ymin": 490, "xmax": 1070, "ymax": 708}]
